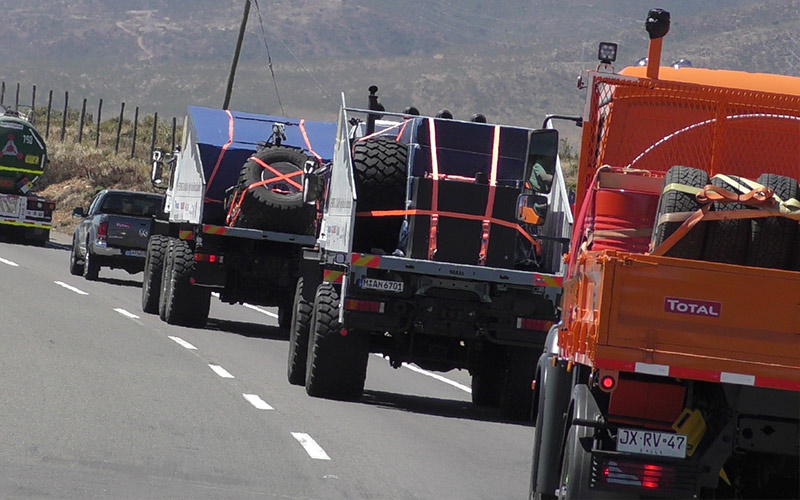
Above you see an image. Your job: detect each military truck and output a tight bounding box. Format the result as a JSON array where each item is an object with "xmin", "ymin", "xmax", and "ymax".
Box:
[
  {"xmin": 291, "ymin": 91, "xmax": 572, "ymax": 419},
  {"xmin": 528, "ymin": 9, "xmax": 799, "ymax": 499},
  {"xmin": 0, "ymin": 106, "xmax": 55, "ymax": 246}
]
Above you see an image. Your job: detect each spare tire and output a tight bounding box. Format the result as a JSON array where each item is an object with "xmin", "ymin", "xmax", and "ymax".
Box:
[
  {"xmin": 747, "ymin": 173, "xmax": 798, "ymax": 270},
  {"xmin": 352, "ymin": 138, "xmax": 408, "ymax": 253},
  {"xmin": 651, "ymin": 165, "xmax": 709, "ymax": 259},
  {"xmin": 702, "ymin": 174, "xmax": 750, "ymax": 265},
  {"xmin": 231, "ymin": 146, "xmax": 316, "ymax": 235}
]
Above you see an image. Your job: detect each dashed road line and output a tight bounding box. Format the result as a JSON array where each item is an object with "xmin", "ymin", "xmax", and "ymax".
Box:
[
  {"xmin": 54, "ymin": 281, "xmax": 89, "ymax": 296},
  {"xmin": 242, "ymin": 303, "xmax": 279, "ymax": 319},
  {"xmin": 168, "ymin": 336, "xmax": 197, "ymax": 350},
  {"xmin": 114, "ymin": 308, "xmax": 140, "ymax": 320},
  {"xmin": 243, "ymin": 393, "xmax": 274, "ymax": 410},
  {"xmin": 208, "ymin": 364, "xmax": 235, "ymax": 379},
  {"xmin": 291, "ymin": 432, "xmax": 331, "ymax": 460},
  {"xmin": 372, "ymin": 354, "xmax": 472, "ymax": 393},
  {"xmin": 0, "ymin": 257, "xmax": 19, "ymax": 267}
]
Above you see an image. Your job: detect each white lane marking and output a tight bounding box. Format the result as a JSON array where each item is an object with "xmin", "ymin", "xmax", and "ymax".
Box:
[
  {"xmin": 0, "ymin": 257, "xmax": 19, "ymax": 267},
  {"xmin": 114, "ymin": 308, "xmax": 140, "ymax": 320},
  {"xmin": 208, "ymin": 364, "xmax": 235, "ymax": 379},
  {"xmin": 168, "ymin": 336, "xmax": 197, "ymax": 350},
  {"xmin": 243, "ymin": 393, "xmax": 274, "ymax": 410},
  {"xmin": 291, "ymin": 432, "xmax": 331, "ymax": 460},
  {"xmin": 372, "ymin": 354, "xmax": 472, "ymax": 393},
  {"xmin": 54, "ymin": 281, "xmax": 89, "ymax": 296},
  {"xmin": 212, "ymin": 292, "xmax": 279, "ymax": 319},
  {"xmin": 242, "ymin": 303, "xmax": 279, "ymax": 319}
]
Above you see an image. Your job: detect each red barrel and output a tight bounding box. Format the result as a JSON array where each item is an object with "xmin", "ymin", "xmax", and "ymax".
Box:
[{"xmin": 591, "ymin": 189, "xmax": 659, "ymax": 253}]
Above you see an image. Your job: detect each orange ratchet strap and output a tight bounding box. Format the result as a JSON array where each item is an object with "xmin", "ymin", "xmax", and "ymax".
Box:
[
  {"xmin": 478, "ymin": 125, "xmax": 501, "ymax": 266},
  {"xmin": 299, "ymin": 119, "xmax": 323, "ymax": 164},
  {"xmin": 357, "ymin": 119, "xmax": 411, "ymax": 143},
  {"xmin": 225, "ymin": 156, "xmax": 303, "ymax": 225},
  {"xmin": 205, "ymin": 109, "xmax": 234, "ymax": 204}
]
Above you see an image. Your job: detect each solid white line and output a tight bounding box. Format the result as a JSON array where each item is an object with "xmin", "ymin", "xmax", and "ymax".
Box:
[
  {"xmin": 114, "ymin": 308, "xmax": 140, "ymax": 320},
  {"xmin": 402, "ymin": 362, "xmax": 472, "ymax": 394},
  {"xmin": 0, "ymin": 257, "xmax": 19, "ymax": 267},
  {"xmin": 168, "ymin": 336, "xmax": 197, "ymax": 350},
  {"xmin": 243, "ymin": 393, "xmax": 274, "ymax": 410},
  {"xmin": 54, "ymin": 281, "xmax": 89, "ymax": 296},
  {"xmin": 208, "ymin": 364, "xmax": 235, "ymax": 379},
  {"xmin": 242, "ymin": 303, "xmax": 279, "ymax": 319},
  {"xmin": 291, "ymin": 432, "xmax": 331, "ymax": 460}
]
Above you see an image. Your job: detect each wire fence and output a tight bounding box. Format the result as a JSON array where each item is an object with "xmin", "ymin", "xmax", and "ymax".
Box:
[{"xmin": 0, "ymin": 81, "xmax": 180, "ymax": 161}]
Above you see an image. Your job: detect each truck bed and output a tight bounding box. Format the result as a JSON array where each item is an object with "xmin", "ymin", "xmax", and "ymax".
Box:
[{"xmin": 562, "ymin": 250, "xmax": 800, "ymax": 391}]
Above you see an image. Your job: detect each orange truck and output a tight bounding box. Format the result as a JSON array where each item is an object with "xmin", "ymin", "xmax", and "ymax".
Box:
[{"xmin": 528, "ymin": 9, "xmax": 799, "ymax": 500}]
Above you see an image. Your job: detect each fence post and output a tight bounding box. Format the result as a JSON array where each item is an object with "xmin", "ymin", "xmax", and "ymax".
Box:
[
  {"xmin": 171, "ymin": 116, "xmax": 177, "ymax": 153},
  {"xmin": 130, "ymin": 106, "xmax": 139, "ymax": 159},
  {"xmin": 77, "ymin": 98, "xmax": 87, "ymax": 144},
  {"xmin": 149, "ymin": 112, "xmax": 158, "ymax": 158},
  {"xmin": 15, "ymin": 82, "xmax": 19, "ymax": 111},
  {"xmin": 1, "ymin": 82, "xmax": 5, "ymax": 106},
  {"xmin": 60, "ymin": 91, "xmax": 69, "ymax": 142},
  {"xmin": 45, "ymin": 90, "xmax": 53, "ymax": 139},
  {"xmin": 115, "ymin": 102, "xmax": 125, "ymax": 154},
  {"xmin": 31, "ymin": 85, "xmax": 36, "ymax": 122},
  {"xmin": 95, "ymin": 99, "xmax": 103, "ymax": 148}
]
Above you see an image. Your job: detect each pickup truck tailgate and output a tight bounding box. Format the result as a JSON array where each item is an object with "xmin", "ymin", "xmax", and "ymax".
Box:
[
  {"xmin": 106, "ymin": 216, "xmax": 151, "ymax": 250},
  {"xmin": 565, "ymin": 251, "xmax": 800, "ymax": 390}
]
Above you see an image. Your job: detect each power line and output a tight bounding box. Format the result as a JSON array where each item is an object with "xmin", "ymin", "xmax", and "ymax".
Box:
[{"xmin": 251, "ymin": 0, "xmax": 285, "ymax": 115}]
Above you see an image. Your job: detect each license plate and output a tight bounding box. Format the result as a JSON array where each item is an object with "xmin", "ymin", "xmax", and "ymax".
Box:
[
  {"xmin": 125, "ymin": 249, "xmax": 147, "ymax": 258},
  {"xmin": 617, "ymin": 428, "xmax": 687, "ymax": 459},
  {"xmin": 0, "ymin": 197, "xmax": 19, "ymax": 216},
  {"xmin": 359, "ymin": 277, "xmax": 404, "ymax": 293}
]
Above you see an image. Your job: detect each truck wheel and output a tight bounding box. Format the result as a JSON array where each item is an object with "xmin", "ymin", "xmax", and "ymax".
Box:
[
  {"xmin": 352, "ymin": 138, "xmax": 408, "ymax": 254},
  {"xmin": 305, "ymin": 283, "xmax": 369, "ymax": 400},
  {"xmin": 233, "ymin": 146, "xmax": 316, "ymax": 234},
  {"xmin": 651, "ymin": 165, "xmax": 709, "ymax": 259},
  {"xmin": 158, "ymin": 238, "xmax": 175, "ymax": 321},
  {"xmin": 83, "ymin": 243, "xmax": 101, "ymax": 281},
  {"xmin": 162, "ymin": 238, "xmax": 211, "ymax": 327},
  {"xmin": 748, "ymin": 173, "xmax": 797, "ymax": 269},
  {"xmin": 287, "ymin": 278, "xmax": 312, "ymax": 386},
  {"xmin": 500, "ymin": 347, "xmax": 537, "ymax": 421},
  {"xmin": 702, "ymin": 174, "xmax": 750, "ymax": 264},
  {"xmin": 69, "ymin": 235, "xmax": 84, "ymax": 276},
  {"xmin": 141, "ymin": 235, "xmax": 167, "ymax": 314}
]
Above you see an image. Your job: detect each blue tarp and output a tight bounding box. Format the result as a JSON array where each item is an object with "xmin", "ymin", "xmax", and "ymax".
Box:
[{"xmin": 187, "ymin": 106, "xmax": 337, "ymax": 204}]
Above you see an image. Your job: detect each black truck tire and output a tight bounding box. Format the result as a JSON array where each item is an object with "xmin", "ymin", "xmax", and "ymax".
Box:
[
  {"xmin": 305, "ymin": 283, "xmax": 369, "ymax": 400},
  {"xmin": 158, "ymin": 238, "xmax": 175, "ymax": 321},
  {"xmin": 69, "ymin": 235, "xmax": 84, "ymax": 276},
  {"xmin": 651, "ymin": 165, "xmax": 709, "ymax": 259},
  {"xmin": 471, "ymin": 369, "xmax": 503, "ymax": 407},
  {"xmin": 747, "ymin": 173, "xmax": 798, "ymax": 269},
  {"xmin": 141, "ymin": 235, "xmax": 167, "ymax": 314},
  {"xmin": 702, "ymin": 174, "xmax": 750, "ymax": 264},
  {"xmin": 83, "ymin": 241, "xmax": 101, "ymax": 281},
  {"xmin": 352, "ymin": 138, "xmax": 408, "ymax": 254},
  {"xmin": 287, "ymin": 278, "xmax": 313, "ymax": 386},
  {"xmin": 500, "ymin": 347, "xmax": 537, "ymax": 421},
  {"xmin": 233, "ymin": 146, "xmax": 316, "ymax": 234},
  {"xmin": 162, "ymin": 238, "xmax": 211, "ymax": 327}
]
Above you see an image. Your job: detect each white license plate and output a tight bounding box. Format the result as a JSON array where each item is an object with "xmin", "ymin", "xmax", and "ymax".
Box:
[
  {"xmin": 617, "ymin": 428, "xmax": 687, "ymax": 459},
  {"xmin": 125, "ymin": 249, "xmax": 147, "ymax": 258},
  {"xmin": 0, "ymin": 197, "xmax": 19, "ymax": 216},
  {"xmin": 359, "ymin": 277, "xmax": 404, "ymax": 293}
]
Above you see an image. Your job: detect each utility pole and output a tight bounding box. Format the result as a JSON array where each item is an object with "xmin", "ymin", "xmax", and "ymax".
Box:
[{"xmin": 223, "ymin": 0, "xmax": 250, "ymax": 109}]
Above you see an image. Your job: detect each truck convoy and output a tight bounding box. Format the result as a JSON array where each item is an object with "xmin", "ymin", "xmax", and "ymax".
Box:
[
  {"xmin": 144, "ymin": 106, "xmax": 336, "ymax": 328},
  {"xmin": 0, "ymin": 106, "xmax": 55, "ymax": 246},
  {"xmin": 528, "ymin": 9, "xmax": 799, "ymax": 500},
  {"xmin": 290, "ymin": 91, "xmax": 572, "ymax": 419}
]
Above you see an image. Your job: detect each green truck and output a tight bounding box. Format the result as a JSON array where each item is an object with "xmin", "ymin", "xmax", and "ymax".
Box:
[{"xmin": 0, "ymin": 106, "xmax": 54, "ymax": 245}]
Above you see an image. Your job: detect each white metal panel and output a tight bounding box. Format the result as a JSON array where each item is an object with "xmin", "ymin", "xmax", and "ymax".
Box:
[
  {"xmin": 320, "ymin": 99, "xmax": 356, "ymax": 259},
  {"xmin": 169, "ymin": 119, "xmax": 204, "ymax": 224}
]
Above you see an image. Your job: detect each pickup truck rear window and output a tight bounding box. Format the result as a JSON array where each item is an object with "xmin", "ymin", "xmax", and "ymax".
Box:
[{"xmin": 100, "ymin": 194, "xmax": 163, "ymax": 217}]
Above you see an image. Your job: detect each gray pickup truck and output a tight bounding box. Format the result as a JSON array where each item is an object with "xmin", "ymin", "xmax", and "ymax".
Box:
[{"xmin": 69, "ymin": 189, "xmax": 165, "ymax": 280}]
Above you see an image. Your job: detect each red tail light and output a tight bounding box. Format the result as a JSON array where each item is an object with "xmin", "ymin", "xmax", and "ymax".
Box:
[
  {"xmin": 344, "ymin": 299, "xmax": 385, "ymax": 313},
  {"xmin": 601, "ymin": 459, "xmax": 675, "ymax": 490},
  {"xmin": 194, "ymin": 253, "xmax": 223, "ymax": 264},
  {"xmin": 97, "ymin": 221, "xmax": 108, "ymax": 240},
  {"xmin": 516, "ymin": 318, "xmax": 554, "ymax": 331}
]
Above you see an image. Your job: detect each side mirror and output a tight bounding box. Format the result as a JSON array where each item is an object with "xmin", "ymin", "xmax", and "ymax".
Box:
[
  {"xmin": 151, "ymin": 149, "xmax": 164, "ymax": 187},
  {"xmin": 72, "ymin": 207, "xmax": 85, "ymax": 218},
  {"xmin": 302, "ymin": 159, "xmax": 321, "ymax": 204},
  {"xmin": 517, "ymin": 193, "xmax": 548, "ymax": 226},
  {"xmin": 527, "ymin": 129, "xmax": 559, "ymax": 194}
]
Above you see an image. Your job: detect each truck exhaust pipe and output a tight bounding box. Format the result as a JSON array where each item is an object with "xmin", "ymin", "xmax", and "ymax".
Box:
[{"xmin": 645, "ymin": 8, "xmax": 670, "ymax": 80}]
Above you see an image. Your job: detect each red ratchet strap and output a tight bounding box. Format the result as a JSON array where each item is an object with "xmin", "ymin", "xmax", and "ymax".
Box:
[
  {"xmin": 299, "ymin": 119, "xmax": 323, "ymax": 163},
  {"xmin": 357, "ymin": 119, "xmax": 411, "ymax": 143},
  {"xmin": 225, "ymin": 156, "xmax": 303, "ymax": 225},
  {"xmin": 428, "ymin": 118, "xmax": 440, "ymax": 259},
  {"xmin": 478, "ymin": 125, "xmax": 501, "ymax": 266},
  {"xmin": 205, "ymin": 109, "xmax": 234, "ymax": 204}
]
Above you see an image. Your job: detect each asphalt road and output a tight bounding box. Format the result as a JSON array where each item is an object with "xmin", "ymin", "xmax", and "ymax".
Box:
[{"xmin": 0, "ymin": 234, "xmax": 536, "ymax": 499}]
